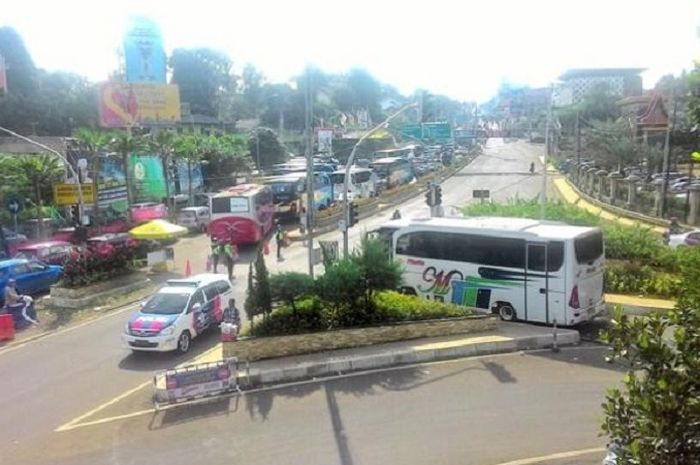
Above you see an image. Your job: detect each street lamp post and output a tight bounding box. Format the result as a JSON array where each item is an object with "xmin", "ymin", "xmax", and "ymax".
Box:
[{"xmin": 342, "ymin": 103, "xmax": 418, "ymax": 257}]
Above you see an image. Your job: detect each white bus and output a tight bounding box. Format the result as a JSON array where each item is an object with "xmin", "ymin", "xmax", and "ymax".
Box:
[
  {"xmin": 330, "ymin": 167, "xmax": 377, "ymax": 201},
  {"xmin": 373, "ymin": 216, "xmax": 605, "ymax": 326}
]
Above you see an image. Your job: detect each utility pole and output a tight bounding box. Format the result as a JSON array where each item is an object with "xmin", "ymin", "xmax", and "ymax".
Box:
[
  {"xmin": 575, "ymin": 111, "xmax": 581, "ymax": 184},
  {"xmin": 540, "ymin": 85, "xmax": 553, "ymax": 219},
  {"xmin": 304, "ymin": 70, "xmax": 315, "ymax": 277},
  {"xmin": 660, "ymin": 88, "xmax": 678, "ymax": 218},
  {"xmin": 255, "ymin": 129, "xmax": 261, "ymax": 172}
]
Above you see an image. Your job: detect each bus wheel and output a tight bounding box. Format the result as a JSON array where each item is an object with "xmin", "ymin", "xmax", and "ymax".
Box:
[{"xmin": 498, "ymin": 304, "xmax": 516, "ymax": 322}]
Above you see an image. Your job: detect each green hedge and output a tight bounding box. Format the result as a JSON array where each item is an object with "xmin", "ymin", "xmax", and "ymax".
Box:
[
  {"xmin": 246, "ymin": 291, "xmax": 474, "ymax": 337},
  {"xmin": 604, "ymin": 261, "xmax": 682, "ymax": 298}
]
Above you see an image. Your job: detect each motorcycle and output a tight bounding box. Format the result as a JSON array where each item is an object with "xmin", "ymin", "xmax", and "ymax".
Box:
[{"xmin": 2, "ymin": 296, "xmax": 38, "ymax": 329}]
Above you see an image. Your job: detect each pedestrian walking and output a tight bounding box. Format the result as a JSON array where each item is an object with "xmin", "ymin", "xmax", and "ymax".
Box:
[
  {"xmin": 210, "ymin": 236, "xmax": 220, "ymax": 273},
  {"xmin": 222, "ymin": 241, "xmax": 238, "ymax": 281},
  {"xmin": 275, "ymin": 222, "xmax": 285, "ymax": 261}
]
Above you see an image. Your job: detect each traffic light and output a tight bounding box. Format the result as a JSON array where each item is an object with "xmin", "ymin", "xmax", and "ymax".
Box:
[
  {"xmin": 434, "ymin": 185, "xmax": 443, "ymax": 206},
  {"xmin": 70, "ymin": 205, "xmax": 80, "ymax": 225},
  {"xmin": 425, "ymin": 186, "xmax": 435, "ymax": 207},
  {"xmin": 348, "ymin": 202, "xmax": 359, "ymax": 227}
]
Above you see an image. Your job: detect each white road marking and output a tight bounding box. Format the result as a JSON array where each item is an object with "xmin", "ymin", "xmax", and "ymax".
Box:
[{"xmin": 491, "ymin": 447, "xmax": 606, "ymax": 465}]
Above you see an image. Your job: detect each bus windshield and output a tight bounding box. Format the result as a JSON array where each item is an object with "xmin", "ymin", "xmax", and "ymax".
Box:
[
  {"xmin": 268, "ymin": 182, "xmax": 295, "ymax": 195},
  {"xmin": 330, "ymin": 173, "xmax": 345, "ymax": 184},
  {"xmin": 211, "ymin": 196, "xmax": 249, "ymax": 214},
  {"xmin": 372, "ymin": 164, "xmax": 391, "ymax": 177}
]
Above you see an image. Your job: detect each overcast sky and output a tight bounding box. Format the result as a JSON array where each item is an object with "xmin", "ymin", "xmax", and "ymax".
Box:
[{"xmin": 3, "ymin": 0, "xmax": 699, "ymax": 102}]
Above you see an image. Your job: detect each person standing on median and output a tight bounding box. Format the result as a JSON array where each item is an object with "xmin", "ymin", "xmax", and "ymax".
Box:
[
  {"xmin": 221, "ymin": 239, "xmax": 237, "ymax": 281},
  {"xmin": 275, "ymin": 222, "xmax": 285, "ymax": 261},
  {"xmin": 210, "ymin": 236, "xmax": 220, "ymax": 273}
]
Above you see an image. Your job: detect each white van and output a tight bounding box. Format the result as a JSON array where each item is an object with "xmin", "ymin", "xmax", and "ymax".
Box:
[
  {"xmin": 177, "ymin": 206, "xmax": 210, "ymax": 232},
  {"xmin": 122, "ymin": 274, "xmax": 234, "ymax": 353},
  {"xmin": 330, "ymin": 167, "xmax": 377, "ymax": 201}
]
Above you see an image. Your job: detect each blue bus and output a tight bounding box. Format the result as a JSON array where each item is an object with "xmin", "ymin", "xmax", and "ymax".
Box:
[{"xmin": 262, "ymin": 172, "xmax": 334, "ymax": 221}]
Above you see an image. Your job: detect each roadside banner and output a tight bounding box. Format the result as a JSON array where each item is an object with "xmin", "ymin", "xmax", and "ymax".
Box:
[
  {"xmin": 53, "ymin": 184, "xmax": 96, "ymax": 205},
  {"xmin": 98, "ymin": 82, "xmax": 181, "ymax": 128},
  {"xmin": 153, "ymin": 358, "xmax": 240, "ymax": 409},
  {"xmin": 123, "ymin": 16, "xmax": 167, "ymax": 84},
  {"xmin": 316, "ymin": 128, "xmax": 333, "ymax": 153}
]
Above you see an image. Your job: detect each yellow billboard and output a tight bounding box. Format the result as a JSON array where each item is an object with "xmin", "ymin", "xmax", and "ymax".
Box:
[
  {"xmin": 98, "ymin": 82, "xmax": 181, "ymax": 128},
  {"xmin": 53, "ymin": 184, "xmax": 96, "ymax": 205}
]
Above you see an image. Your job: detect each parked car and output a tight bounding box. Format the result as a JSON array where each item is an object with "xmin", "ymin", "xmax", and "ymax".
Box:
[
  {"xmin": 0, "ymin": 258, "xmax": 63, "ymax": 306},
  {"xmin": 14, "ymin": 241, "xmax": 78, "ymax": 265},
  {"xmin": 86, "ymin": 233, "xmax": 136, "ymax": 256},
  {"xmin": 668, "ymin": 229, "xmax": 700, "ymax": 248},
  {"xmin": 122, "ymin": 274, "xmax": 234, "ymax": 353},
  {"xmin": 177, "ymin": 206, "xmax": 210, "ymax": 232},
  {"xmin": 2, "ymin": 227, "xmax": 28, "ymax": 255}
]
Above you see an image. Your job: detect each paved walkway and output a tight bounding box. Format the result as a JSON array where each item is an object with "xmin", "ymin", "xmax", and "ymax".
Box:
[{"xmin": 605, "ymin": 293, "xmax": 676, "ymax": 311}]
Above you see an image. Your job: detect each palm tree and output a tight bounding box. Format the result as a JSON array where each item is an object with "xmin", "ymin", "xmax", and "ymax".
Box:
[
  {"xmin": 147, "ymin": 130, "xmax": 176, "ymax": 214},
  {"xmin": 74, "ymin": 128, "xmax": 112, "ymax": 227},
  {"xmin": 109, "ymin": 130, "xmax": 148, "ymax": 208},
  {"xmin": 173, "ymin": 134, "xmax": 203, "ymax": 206},
  {"xmin": 0, "ymin": 154, "xmax": 63, "ymax": 238}
]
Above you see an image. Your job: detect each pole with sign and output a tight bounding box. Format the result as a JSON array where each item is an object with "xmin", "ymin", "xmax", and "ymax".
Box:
[{"xmin": 7, "ymin": 198, "xmax": 22, "ymax": 232}]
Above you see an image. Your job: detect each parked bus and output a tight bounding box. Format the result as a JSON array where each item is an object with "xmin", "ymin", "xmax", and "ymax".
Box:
[
  {"xmin": 262, "ymin": 172, "xmax": 334, "ymax": 221},
  {"xmin": 369, "ymin": 157, "xmax": 414, "ymax": 189},
  {"xmin": 208, "ymin": 184, "xmax": 274, "ymax": 245},
  {"xmin": 372, "ymin": 216, "xmax": 605, "ymax": 326},
  {"xmin": 330, "ymin": 167, "xmax": 377, "ymax": 201}
]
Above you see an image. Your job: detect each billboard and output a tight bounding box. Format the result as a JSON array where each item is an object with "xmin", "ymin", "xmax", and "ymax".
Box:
[
  {"xmin": 0, "ymin": 54, "xmax": 7, "ymax": 94},
  {"xmin": 130, "ymin": 155, "xmax": 167, "ymax": 203},
  {"xmin": 316, "ymin": 128, "xmax": 333, "ymax": 153},
  {"xmin": 53, "ymin": 184, "xmax": 96, "ymax": 205},
  {"xmin": 98, "ymin": 82, "xmax": 181, "ymax": 128},
  {"xmin": 123, "ymin": 16, "xmax": 167, "ymax": 84}
]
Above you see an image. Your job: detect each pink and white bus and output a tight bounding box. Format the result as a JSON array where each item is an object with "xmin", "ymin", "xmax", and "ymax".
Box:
[{"xmin": 208, "ymin": 184, "xmax": 274, "ymax": 245}]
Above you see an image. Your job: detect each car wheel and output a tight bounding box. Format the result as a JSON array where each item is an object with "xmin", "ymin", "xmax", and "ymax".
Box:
[
  {"xmin": 177, "ymin": 331, "xmax": 192, "ymax": 354},
  {"xmin": 498, "ymin": 304, "xmax": 516, "ymax": 322}
]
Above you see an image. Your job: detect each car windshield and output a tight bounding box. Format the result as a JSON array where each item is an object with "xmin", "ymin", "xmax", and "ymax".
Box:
[{"xmin": 140, "ymin": 292, "xmax": 190, "ymax": 315}]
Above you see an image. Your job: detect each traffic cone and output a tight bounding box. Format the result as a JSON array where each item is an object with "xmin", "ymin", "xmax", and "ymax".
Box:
[{"xmin": 185, "ymin": 259, "xmax": 192, "ymax": 277}]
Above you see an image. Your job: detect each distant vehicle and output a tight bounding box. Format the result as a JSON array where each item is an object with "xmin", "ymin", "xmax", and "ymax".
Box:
[
  {"xmin": 262, "ymin": 172, "xmax": 334, "ymax": 221},
  {"xmin": 371, "ymin": 216, "xmax": 605, "ymax": 325},
  {"xmin": 374, "ymin": 145, "xmax": 419, "ymax": 160},
  {"xmin": 330, "ymin": 167, "xmax": 377, "ymax": 201},
  {"xmin": 122, "ymin": 274, "xmax": 234, "ymax": 353},
  {"xmin": 0, "ymin": 258, "xmax": 63, "ymax": 305},
  {"xmin": 369, "ymin": 157, "xmax": 414, "ymax": 189},
  {"xmin": 208, "ymin": 184, "xmax": 274, "ymax": 245},
  {"xmin": 86, "ymin": 233, "xmax": 136, "ymax": 256},
  {"xmin": 130, "ymin": 202, "xmax": 168, "ymax": 224},
  {"xmin": 177, "ymin": 206, "xmax": 210, "ymax": 232},
  {"xmin": 668, "ymin": 229, "xmax": 700, "ymax": 248},
  {"xmin": 2, "ymin": 227, "xmax": 28, "ymax": 255},
  {"xmin": 14, "ymin": 241, "xmax": 77, "ymax": 265},
  {"xmin": 193, "ymin": 192, "xmax": 219, "ymax": 208}
]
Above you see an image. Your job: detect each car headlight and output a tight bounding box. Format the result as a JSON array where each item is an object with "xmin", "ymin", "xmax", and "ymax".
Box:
[
  {"xmin": 160, "ymin": 326, "xmax": 175, "ymax": 336},
  {"xmin": 123, "ymin": 322, "xmax": 131, "ymax": 335}
]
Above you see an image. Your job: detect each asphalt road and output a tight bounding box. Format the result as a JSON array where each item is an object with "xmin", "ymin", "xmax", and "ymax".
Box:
[
  {"xmin": 5, "ymin": 346, "xmax": 620, "ymax": 465},
  {"xmin": 0, "ymin": 139, "xmax": 574, "ymax": 465}
]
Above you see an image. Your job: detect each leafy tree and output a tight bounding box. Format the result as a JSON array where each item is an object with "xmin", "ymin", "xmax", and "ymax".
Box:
[
  {"xmin": 269, "ymin": 272, "xmax": 314, "ymax": 317},
  {"xmin": 0, "ymin": 154, "xmax": 63, "ymax": 237},
  {"xmin": 203, "ymin": 134, "xmax": 250, "ymax": 190},
  {"xmin": 240, "ymin": 64, "xmax": 265, "ymax": 118},
  {"xmin": 74, "ymin": 128, "xmax": 112, "ymax": 225},
  {"xmin": 244, "ymin": 261, "xmax": 257, "ymax": 326},
  {"xmin": 109, "ymin": 130, "xmax": 148, "ymax": 208},
  {"xmin": 584, "ymin": 120, "xmax": 638, "ymax": 171},
  {"xmin": 169, "ymin": 47, "xmax": 235, "ymax": 117},
  {"xmin": 0, "ymin": 26, "xmax": 37, "ymax": 96},
  {"xmin": 601, "ymin": 248, "xmax": 700, "ymax": 465},
  {"xmin": 315, "ymin": 258, "xmax": 364, "ymax": 314},
  {"xmin": 147, "ymin": 130, "xmax": 176, "ymax": 212},
  {"xmin": 254, "ymin": 247, "xmax": 272, "ymax": 318},
  {"xmin": 687, "ymin": 63, "xmax": 700, "ymax": 130},
  {"xmin": 248, "ymin": 127, "xmax": 286, "ymax": 169},
  {"xmin": 172, "ymin": 134, "xmax": 203, "ymax": 206}
]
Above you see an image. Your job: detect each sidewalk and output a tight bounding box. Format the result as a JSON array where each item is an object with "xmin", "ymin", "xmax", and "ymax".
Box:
[
  {"xmin": 552, "ymin": 175, "xmax": 667, "ymax": 234},
  {"xmin": 606, "ymin": 293, "xmax": 675, "ymax": 314},
  {"xmin": 190, "ymin": 322, "xmax": 579, "ymax": 387}
]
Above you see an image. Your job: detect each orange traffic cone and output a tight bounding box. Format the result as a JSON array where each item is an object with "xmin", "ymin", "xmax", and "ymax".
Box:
[{"xmin": 185, "ymin": 259, "xmax": 192, "ymax": 277}]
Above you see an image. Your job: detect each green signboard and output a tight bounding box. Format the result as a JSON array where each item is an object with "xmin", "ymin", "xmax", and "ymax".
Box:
[
  {"xmin": 400, "ymin": 124, "xmax": 423, "ymax": 140},
  {"xmin": 130, "ymin": 154, "xmax": 167, "ymax": 203},
  {"xmin": 400, "ymin": 122, "xmax": 452, "ymax": 142}
]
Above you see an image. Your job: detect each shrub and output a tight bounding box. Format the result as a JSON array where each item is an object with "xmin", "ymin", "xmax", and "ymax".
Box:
[
  {"xmin": 61, "ymin": 243, "xmax": 134, "ymax": 288},
  {"xmin": 374, "ymin": 291, "xmax": 473, "ymax": 321},
  {"xmin": 315, "ymin": 258, "xmax": 364, "ymax": 313},
  {"xmin": 604, "ymin": 261, "xmax": 682, "ymax": 298},
  {"xmin": 350, "ymin": 235, "xmax": 403, "ymax": 310},
  {"xmin": 246, "ymin": 297, "xmax": 326, "ymax": 337},
  {"xmin": 462, "ymin": 199, "xmax": 600, "ymax": 226},
  {"xmin": 270, "ymin": 272, "xmax": 315, "ymax": 315}
]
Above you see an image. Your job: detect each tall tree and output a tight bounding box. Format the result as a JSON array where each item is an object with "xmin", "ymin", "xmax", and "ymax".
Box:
[
  {"xmin": 240, "ymin": 64, "xmax": 265, "ymax": 118},
  {"xmin": 248, "ymin": 128, "xmax": 286, "ymax": 170},
  {"xmin": 172, "ymin": 134, "xmax": 204, "ymax": 205},
  {"xmin": 147, "ymin": 130, "xmax": 176, "ymax": 213},
  {"xmin": 169, "ymin": 48, "xmax": 235, "ymax": 117},
  {"xmin": 109, "ymin": 131, "xmax": 148, "ymax": 208},
  {"xmin": 74, "ymin": 128, "xmax": 112, "ymax": 226},
  {"xmin": 0, "ymin": 26, "xmax": 37, "ymax": 96}
]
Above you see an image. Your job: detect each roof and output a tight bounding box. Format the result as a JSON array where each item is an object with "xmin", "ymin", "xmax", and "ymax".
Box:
[
  {"xmin": 332, "ymin": 167, "xmax": 372, "ymax": 174},
  {"xmin": 0, "ymin": 258, "xmax": 30, "ymax": 268},
  {"xmin": 262, "ymin": 173, "xmax": 306, "ymax": 183},
  {"xmin": 371, "ymin": 157, "xmax": 405, "ymax": 164},
  {"xmin": 213, "ymin": 183, "xmax": 265, "ymax": 197},
  {"xmin": 382, "ymin": 216, "xmax": 596, "ymax": 239},
  {"xmin": 16, "ymin": 241, "xmax": 71, "ymax": 250},
  {"xmin": 559, "ymin": 68, "xmax": 645, "ymax": 80}
]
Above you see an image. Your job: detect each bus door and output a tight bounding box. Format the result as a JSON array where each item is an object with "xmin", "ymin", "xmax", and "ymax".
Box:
[{"xmin": 525, "ymin": 242, "xmax": 549, "ymax": 323}]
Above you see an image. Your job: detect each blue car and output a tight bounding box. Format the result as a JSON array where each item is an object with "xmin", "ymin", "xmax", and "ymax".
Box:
[{"xmin": 0, "ymin": 259, "xmax": 63, "ymax": 305}]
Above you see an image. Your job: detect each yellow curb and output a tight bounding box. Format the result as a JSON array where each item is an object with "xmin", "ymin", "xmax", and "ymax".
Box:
[{"xmin": 605, "ymin": 293, "xmax": 676, "ymax": 310}]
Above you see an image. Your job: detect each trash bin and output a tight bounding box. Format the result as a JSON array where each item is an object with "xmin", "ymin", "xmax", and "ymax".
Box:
[
  {"xmin": 0, "ymin": 314, "xmax": 15, "ymax": 340},
  {"xmin": 220, "ymin": 321, "xmax": 238, "ymax": 342}
]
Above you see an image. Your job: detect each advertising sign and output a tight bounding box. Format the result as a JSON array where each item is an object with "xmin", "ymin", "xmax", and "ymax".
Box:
[
  {"xmin": 130, "ymin": 154, "xmax": 167, "ymax": 203},
  {"xmin": 53, "ymin": 184, "xmax": 96, "ymax": 205},
  {"xmin": 316, "ymin": 128, "xmax": 333, "ymax": 153},
  {"xmin": 154, "ymin": 358, "xmax": 239, "ymax": 409},
  {"xmin": 98, "ymin": 82, "xmax": 181, "ymax": 128},
  {"xmin": 123, "ymin": 16, "xmax": 167, "ymax": 84}
]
